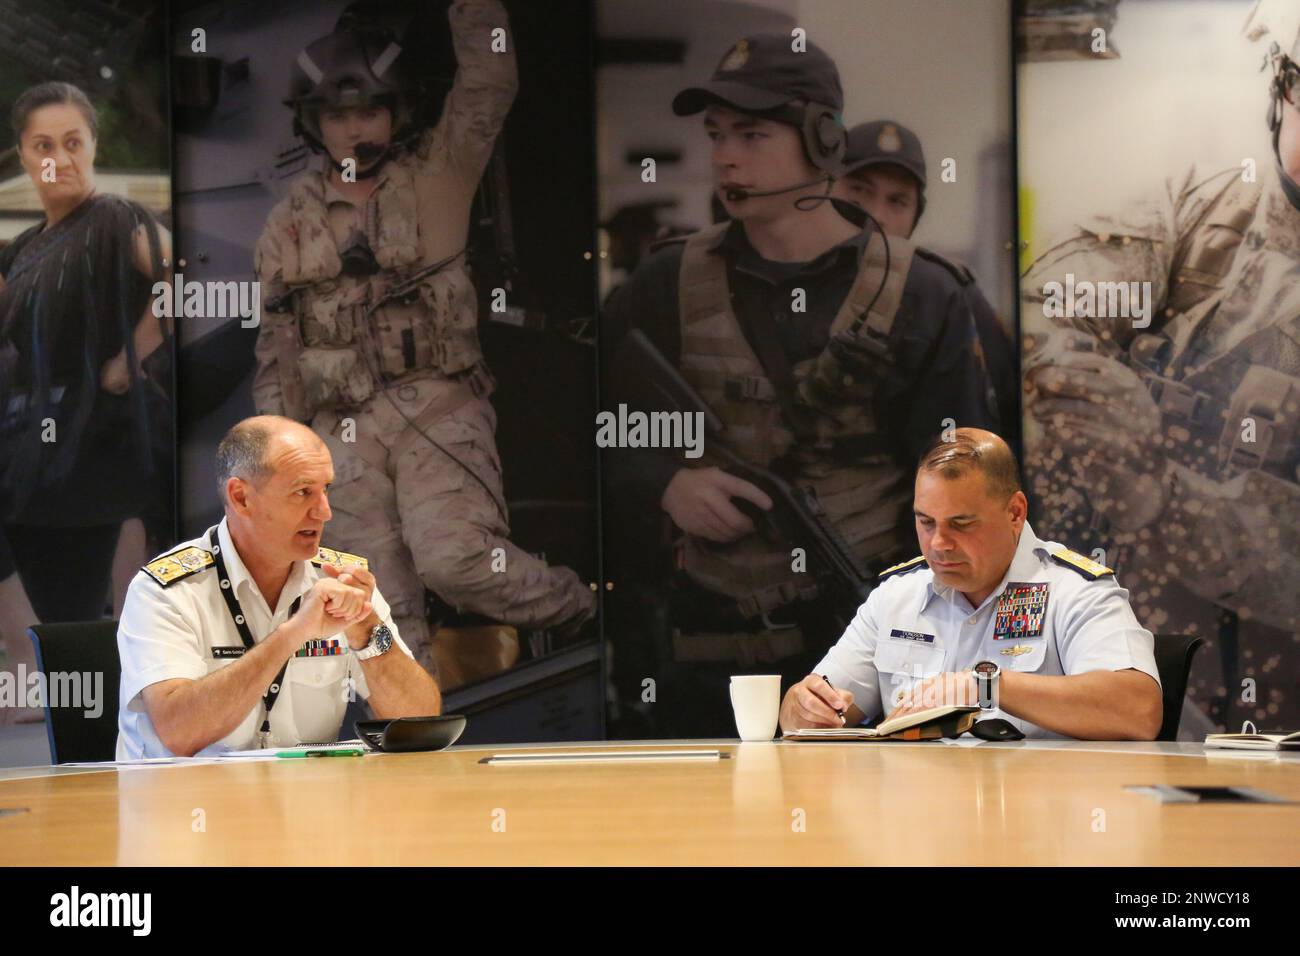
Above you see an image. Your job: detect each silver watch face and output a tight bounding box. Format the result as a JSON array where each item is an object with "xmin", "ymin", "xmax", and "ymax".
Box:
[
  {"xmin": 973, "ymin": 661, "xmax": 999, "ymax": 709},
  {"xmin": 371, "ymin": 623, "xmax": 393, "ymax": 652}
]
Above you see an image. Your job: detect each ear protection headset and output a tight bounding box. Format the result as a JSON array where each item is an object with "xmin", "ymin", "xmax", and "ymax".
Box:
[{"xmin": 800, "ymin": 101, "xmax": 847, "ymax": 174}]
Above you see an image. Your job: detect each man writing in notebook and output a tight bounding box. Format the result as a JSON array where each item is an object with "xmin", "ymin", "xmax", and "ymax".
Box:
[
  {"xmin": 116, "ymin": 416, "xmax": 440, "ymax": 758},
  {"xmin": 780, "ymin": 428, "xmax": 1163, "ymax": 740}
]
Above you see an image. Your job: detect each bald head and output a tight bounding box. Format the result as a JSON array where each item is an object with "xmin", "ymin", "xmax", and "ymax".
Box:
[
  {"xmin": 917, "ymin": 428, "xmax": 1021, "ymax": 502},
  {"xmin": 215, "ymin": 415, "xmax": 326, "ymax": 505},
  {"xmin": 216, "ymin": 416, "xmax": 335, "ymax": 566}
]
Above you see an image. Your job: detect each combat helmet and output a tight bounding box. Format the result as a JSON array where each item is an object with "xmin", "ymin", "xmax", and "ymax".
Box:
[{"xmin": 285, "ymin": 27, "xmax": 412, "ymax": 168}]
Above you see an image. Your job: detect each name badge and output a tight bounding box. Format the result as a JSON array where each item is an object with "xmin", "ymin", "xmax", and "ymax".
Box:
[
  {"xmin": 888, "ymin": 628, "xmax": 935, "ymax": 644},
  {"xmin": 994, "ymin": 582, "xmax": 1049, "ymax": 639},
  {"xmin": 211, "ymin": 646, "xmax": 245, "ymax": 659}
]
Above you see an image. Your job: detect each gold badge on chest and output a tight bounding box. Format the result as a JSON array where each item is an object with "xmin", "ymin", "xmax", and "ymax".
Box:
[{"xmin": 1000, "ymin": 644, "xmax": 1035, "ymax": 657}]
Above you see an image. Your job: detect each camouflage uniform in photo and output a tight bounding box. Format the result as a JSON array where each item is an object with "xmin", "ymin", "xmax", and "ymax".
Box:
[
  {"xmin": 252, "ymin": 0, "xmax": 595, "ymax": 674},
  {"xmin": 1022, "ymin": 1, "xmax": 1300, "ymax": 731},
  {"xmin": 1023, "ymin": 162, "xmax": 1300, "ymax": 730}
]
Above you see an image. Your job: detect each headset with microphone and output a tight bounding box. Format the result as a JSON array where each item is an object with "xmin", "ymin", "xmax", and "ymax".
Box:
[
  {"xmin": 723, "ymin": 176, "xmax": 830, "ymax": 202},
  {"xmin": 802, "ymin": 101, "xmax": 849, "ymax": 171},
  {"xmin": 720, "ymin": 101, "xmax": 893, "ymax": 333},
  {"xmin": 723, "ymin": 100, "xmax": 846, "ymax": 202}
]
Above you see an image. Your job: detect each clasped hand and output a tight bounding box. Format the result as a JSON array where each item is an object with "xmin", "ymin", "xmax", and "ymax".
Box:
[{"xmin": 295, "ymin": 572, "xmax": 374, "ymax": 644}]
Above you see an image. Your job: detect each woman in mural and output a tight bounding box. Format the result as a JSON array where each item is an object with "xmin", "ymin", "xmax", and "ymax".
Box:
[{"xmin": 0, "ymin": 81, "xmax": 172, "ymax": 624}]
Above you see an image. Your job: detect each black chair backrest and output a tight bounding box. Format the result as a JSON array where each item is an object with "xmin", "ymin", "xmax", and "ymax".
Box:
[
  {"xmin": 27, "ymin": 621, "xmax": 121, "ymax": 763},
  {"xmin": 1151, "ymin": 633, "xmax": 1204, "ymax": 742}
]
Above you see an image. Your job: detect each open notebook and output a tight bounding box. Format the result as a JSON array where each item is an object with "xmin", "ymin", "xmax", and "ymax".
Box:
[
  {"xmin": 1204, "ymin": 728, "xmax": 1300, "ymax": 751},
  {"xmin": 783, "ymin": 704, "xmax": 979, "ymax": 741}
]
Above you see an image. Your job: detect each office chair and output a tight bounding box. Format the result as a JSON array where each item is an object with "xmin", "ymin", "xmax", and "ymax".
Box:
[
  {"xmin": 1152, "ymin": 633, "xmax": 1205, "ymax": 742},
  {"xmin": 27, "ymin": 621, "xmax": 121, "ymax": 763}
]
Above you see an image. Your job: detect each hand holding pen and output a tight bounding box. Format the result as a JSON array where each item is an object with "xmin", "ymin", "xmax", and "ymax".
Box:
[{"xmin": 781, "ymin": 673, "xmax": 855, "ymax": 730}]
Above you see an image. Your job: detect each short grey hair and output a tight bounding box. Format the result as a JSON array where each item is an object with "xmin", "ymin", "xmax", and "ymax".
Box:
[{"xmin": 215, "ymin": 420, "xmax": 275, "ymax": 502}]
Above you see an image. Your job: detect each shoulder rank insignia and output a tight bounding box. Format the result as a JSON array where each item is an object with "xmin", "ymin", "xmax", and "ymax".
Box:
[
  {"xmin": 142, "ymin": 546, "xmax": 214, "ymax": 587},
  {"xmin": 312, "ymin": 546, "xmax": 369, "ymax": 572},
  {"xmin": 1050, "ymin": 548, "xmax": 1114, "ymax": 580},
  {"xmin": 878, "ymin": 555, "xmax": 927, "ymax": 581}
]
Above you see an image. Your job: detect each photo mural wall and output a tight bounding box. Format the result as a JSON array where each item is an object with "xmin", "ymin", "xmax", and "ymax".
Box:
[{"xmin": 0, "ymin": 0, "xmax": 1293, "ymax": 744}]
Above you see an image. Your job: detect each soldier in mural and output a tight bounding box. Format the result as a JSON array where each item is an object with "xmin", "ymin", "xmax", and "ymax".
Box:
[
  {"xmin": 603, "ymin": 34, "xmax": 997, "ymax": 737},
  {"xmin": 251, "ymin": 0, "xmax": 595, "ymax": 674},
  {"xmin": 833, "ymin": 119, "xmax": 1018, "ymax": 434},
  {"xmin": 1022, "ymin": 0, "xmax": 1300, "ymax": 732}
]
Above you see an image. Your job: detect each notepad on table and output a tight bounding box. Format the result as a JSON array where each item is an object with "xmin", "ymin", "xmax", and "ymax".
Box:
[
  {"xmin": 1204, "ymin": 729, "xmax": 1300, "ymax": 751},
  {"xmin": 783, "ymin": 704, "xmax": 978, "ymax": 741}
]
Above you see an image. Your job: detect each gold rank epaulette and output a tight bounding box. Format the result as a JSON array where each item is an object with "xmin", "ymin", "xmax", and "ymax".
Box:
[
  {"xmin": 1050, "ymin": 547, "xmax": 1114, "ymax": 580},
  {"xmin": 142, "ymin": 546, "xmax": 215, "ymax": 587},
  {"xmin": 312, "ymin": 546, "xmax": 369, "ymax": 572},
  {"xmin": 878, "ymin": 555, "xmax": 927, "ymax": 581}
]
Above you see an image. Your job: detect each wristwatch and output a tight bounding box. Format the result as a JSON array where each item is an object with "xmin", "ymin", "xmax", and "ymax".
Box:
[
  {"xmin": 355, "ymin": 622, "xmax": 394, "ymax": 661},
  {"xmin": 972, "ymin": 661, "xmax": 1001, "ymax": 711}
]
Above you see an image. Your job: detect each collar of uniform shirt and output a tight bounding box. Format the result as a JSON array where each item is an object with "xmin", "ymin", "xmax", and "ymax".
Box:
[
  {"xmin": 714, "ymin": 218, "xmax": 867, "ymax": 283},
  {"xmin": 215, "ymin": 517, "xmax": 315, "ymax": 621},
  {"xmin": 923, "ymin": 521, "xmax": 1048, "ymax": 616}
]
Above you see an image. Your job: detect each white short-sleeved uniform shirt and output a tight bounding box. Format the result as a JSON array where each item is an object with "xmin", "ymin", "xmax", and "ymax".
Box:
[
  {"xmin": 116, "ymin": 518, "xmax": 413, "ymax": 759},
  {"xmin": 814, "ymin": 523, "xmax": 1161, "ymax": 739}
]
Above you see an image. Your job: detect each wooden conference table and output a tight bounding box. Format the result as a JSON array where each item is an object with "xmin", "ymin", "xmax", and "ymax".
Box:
[{"xmin": 1, "ymin": 739, "xmax": 1297, "ymax": 866}]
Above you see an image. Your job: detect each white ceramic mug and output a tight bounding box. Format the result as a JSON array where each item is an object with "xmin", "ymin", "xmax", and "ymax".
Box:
[{"xmin": 729, "ymin": 675, "xmax": 781, "ymax": 741}]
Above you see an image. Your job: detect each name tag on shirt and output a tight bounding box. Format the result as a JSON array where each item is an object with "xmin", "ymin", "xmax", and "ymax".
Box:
[
  {"xmin": 211, "ymin": 646, "xmax": 245, "ymax": 659},
  {"xmin": 888, "ymin": 628, "xmax": 935, "ymax": 644},
  {"xmin": 994, "ymin": 583, "xmax": 1049, "ymax": 639}
]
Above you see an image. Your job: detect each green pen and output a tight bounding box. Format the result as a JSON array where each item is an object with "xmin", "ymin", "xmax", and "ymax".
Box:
[{"xmin": 276, "ymin": 748, "xmax": 366, "ymax": 758}]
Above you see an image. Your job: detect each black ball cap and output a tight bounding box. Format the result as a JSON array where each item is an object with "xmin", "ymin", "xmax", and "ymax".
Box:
[
  {"xmin": 843, "ymin": 120, "xmax": 927, "ymax": 187},
  {"xmin": 672, "ymin": 33, "xmax": 844, "ymax": 117}
]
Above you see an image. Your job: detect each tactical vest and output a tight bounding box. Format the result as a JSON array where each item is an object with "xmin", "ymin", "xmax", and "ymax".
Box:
[
  {"xmin": 1130, "ymin": 172, "xmax": 1300, "ymax": 485},
  {"xmin": 277, "ymin": 169, "xmax": 483, "ymax": 414},
  {"xmin": 676, "ymin": 222, "xmax": 917, "ymax": 617}
]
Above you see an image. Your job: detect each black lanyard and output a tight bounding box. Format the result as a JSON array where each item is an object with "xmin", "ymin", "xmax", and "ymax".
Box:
[{"xmin": 208, "ymin": 527, "xmax": 302, "ymax": 746}]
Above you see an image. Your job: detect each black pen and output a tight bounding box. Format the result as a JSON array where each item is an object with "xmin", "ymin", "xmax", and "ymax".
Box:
[{"xmin": 821, "ymin": 674, "xmax": 846, "ymax": 722}]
